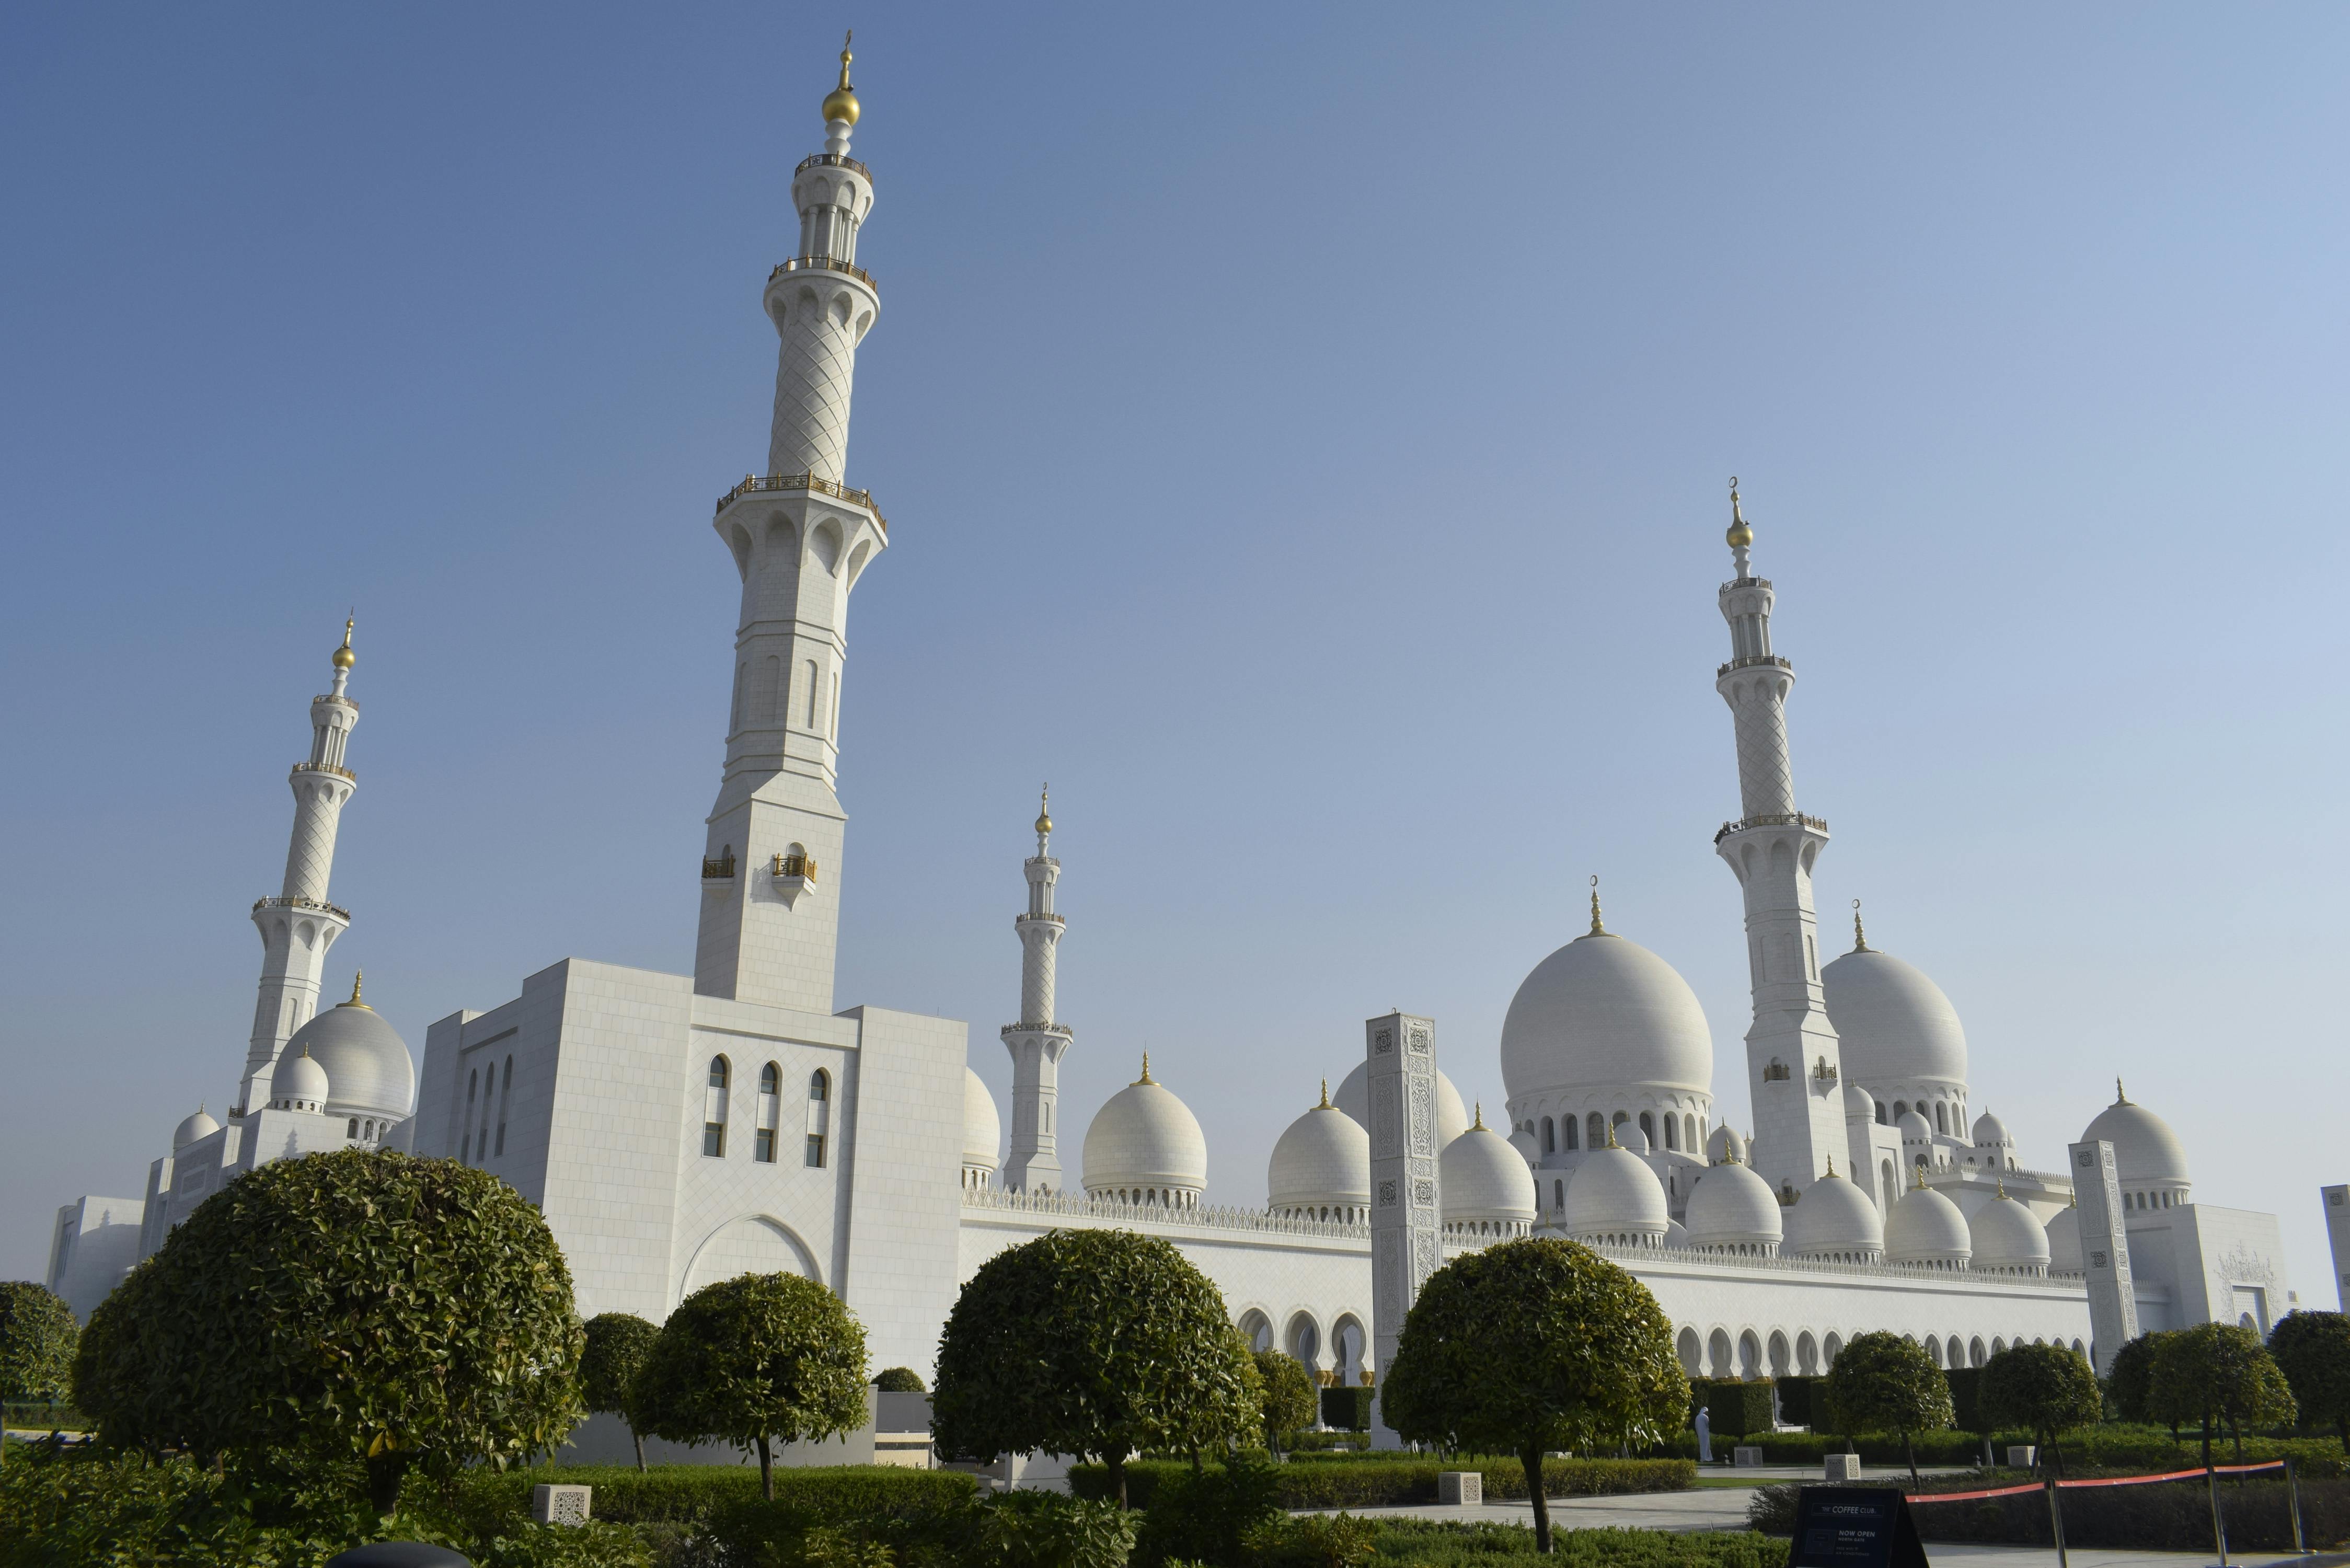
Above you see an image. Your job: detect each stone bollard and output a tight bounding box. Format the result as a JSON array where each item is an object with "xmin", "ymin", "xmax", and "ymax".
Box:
[
  {"xmin": 1824, "ymin": 1453, "xmax": 1863, "ymax": 1482},
  {"xmin": 2006, "ymin": 1446, "xmax": 2036, "ymax": 1471},
  {"xmin": 1438, "ymin": 1471, "xmax": 1483, "ymax": 1506},
  {"xmin": 531, "ymin": 1484, "xmax": 593, "ymax": 1526},
  {"xmin": 1733, "ymin": 1446, "xmax": 1764, "ymax": 1468}
]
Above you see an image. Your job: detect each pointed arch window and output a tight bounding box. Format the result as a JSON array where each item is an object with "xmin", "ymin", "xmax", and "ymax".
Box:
[
  {"xmin": 755, "ymin": 1063, "xmax": 781, "ymax": 1162},
  {"xmin": 805, "ymin": 1069, "xmax": 831, "ymax": 1167},
  {"xmin": 704, "ymin": 1057, "xmax": 731, "ymax": 1157},
  {"xmin": 1541, "ymin": 1117, "xmax": 1556, "ymax": 1155},
  {"xmin": 459, "ymin": 1068, "xmax": 478, "ymax": 1159},
  {"xmin": 493, "ymin": 1055, "xmax": 513, "ymax": 1157},
  {"xmin": 1563, "ymin": 1116, "xmax": 1579, "ymax": 1151}
]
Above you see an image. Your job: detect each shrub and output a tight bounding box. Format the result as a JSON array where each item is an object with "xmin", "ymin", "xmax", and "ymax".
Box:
[
  {"xmin": 1981, "ymin": 1343, "xmax": 2103, "ymax": 1473},
  {"xmin": 630, "ymin": 1272, "xmax": 869, "ymax": 1501},
  {"xmin": 0, "ymin": 1284, "xmax": 77, "ymax": 1406},
  {"xmin": 1241, "ymin": 1509, "xmax": 1378, "ymax": 1566},
  {"xmin": 1706, "ymin": 1380, "xmax": 1777, "ymax": 1440},
  {"xmin": 1380, "ymin": 1238, "xmax": 1686, "ymax": 1553},
  {"xmin": 1136, "ymin": 1448, "xmax": 1283, "ymax": 1564},
  {"xmin": 1074, "ymin": 1455, "xmax": 1694, "ymax": 1509},
  {"xmin": 1773, "ymin": 1376, "xmax": 1818, "ymax": 1432},
  {"xmin": 873, "ymin": 1367, "xmax": 926, "ymax": 1394},
  {"xmin": 1320, "ymin": 1386, "xmax": 1372, "ymax": 1432},
  {"xmin": 580, "ymin": 1313, "xmax": 659, "ymax": 1473},
  {"xmin": 1366, "ymin": 1521, "xmax": 1789, "ymax": 1567},
  {"xmin": 2271, "ymin": 1311, "xmax": 2350, "ymax": 1452},
  {"xmin": 68, "ymin": 1149, "xmax": 583, "ymax": 1514},
  {"xmin": 1254, "ymin": 1351, "xmax": 1318, "ymax": 1452},
  {"xmin": 2152, "ymin": 1323, "xmax": 2297, "ymax": 1466},
  {"xmin": 2108, "ymin": 1333, "xmax": 2168, "ymax": 1426},
  {"xmin": 932, "ymin": 1229, "xmax": 1258, "ymax": 1508},
  {"xmin": 1822, "ymin": 1332, "xmax": 1953, "ymax": 1486},
  {"xmin": 1750, "ymin": 1473, "xmax": 2350, "ymax": 1552}
]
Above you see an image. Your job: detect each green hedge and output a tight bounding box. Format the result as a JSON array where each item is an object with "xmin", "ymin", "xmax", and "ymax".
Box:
[
  {"xmin": 1372, "ymin": 1522, "xmax": 1788, "ymax": 1567},
  {"xmin": 1072, "ymin": 1455, "xmax": 1694, "ymax": 1509},
  {"xmin": 1695, "ymin": 1379, "xmax": 1777, "ymax": 1439},
  {"xmin": 1321, "ymin": 1385, "xmax": 1373, "ymax": 1431},
  {"xmin": 459, "ymin": 1462, "xmax": 972, "ymax": 1528},
  {"xmin": 1660, "ymin": 1426, "xmax": 2350, "ymax": 1475},
  {"xmin": 1750, "ymin": 1476, "xmax": 2350, "ymax": 1553},
  {"xmin": 1773, "ymin": 1376, "xmax": 1818, "ymax": 1432}
]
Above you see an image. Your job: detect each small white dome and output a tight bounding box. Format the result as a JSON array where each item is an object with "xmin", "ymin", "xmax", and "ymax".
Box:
[
  {"xmin": 1663, "ymin": 1218, "xmax": 1691, "ymax": 1249},
  {"xmin": 1441, "ymin": 1120, "xmax": 1537, "ymax": 1226},
  {"xmin": 1616, "ymin": 1120, "xmax": 1652, "ymax": 1156},
  {"xmin": 1269, "ymin": 1098, "xmax": 1371, "ymax": 1213},
  {"xmin": 1706, "ymin": 1125, "xmax": 1746, "ymax": 1165},
  {"xmin": 173, "ymin": 1106, "xmax": 221, "ymax": 1149},
  {"xmin": 1561, "ymin": 1145, "xmax": 1669, "ymax": 1242},
  {"xmin": 1972, "ymin": 1109, "xmax": 2012, "ymax": 1146},
  {"xmin": 2081, "ymin": 1088, "xmax": 2191, "ymax": 1187},
  {"xmin": 962, "ymin": 1068, "xmax": 1001, "ymax": 1170},
  {"xmin": 1082, "ymin": 1062, "xmax": 1208, "ymax": 1199},
  {"xmin": 286, "ymin": 991, "xmax": 413, "ymax": 1119},
  {"xmin": 275, "ymin": 1049, "xmax": 331, "ymax": 1108},
  {"xmin": 1886, "ymin": 1182, "xmax": 1972, "ymax": 1266},
  {"xmin": 1784, "ymin": 1170, "xmax": 1884, "ymax": 1260},
  {"xmin": 1845, "ymin": 1085, "xmax": 1877, "ymax": 1122},
  {"xmin": 1896, "ymin": 1110, "xmax": 1932, "ymax": 1140},
  {"xmin": 1501, "ymin": 929, "xmax": 1713, "ymax": 1103},
  {"xmin": 2044, "ymin": 1204, "xmax": 2083, "ymax": 1271},
  {"xmin": 1821, "ymin": 946, "xmax": 1970, "ymax": 1090},
  {"xmin": 1970, "ymin": 1193, "xmax": 2051, "ymax": 1273},
  {"xmin": 1332, "ymin": 1061, "xmax": 1470, "ymax": 1148},
  {"xmin": 1684, "ymin": 1159, "xmax": 1783, "ymax": 1252},
  {"xmin": 1507, "ymin": 1127, "xmax": 1539, "ymax": 1163}
]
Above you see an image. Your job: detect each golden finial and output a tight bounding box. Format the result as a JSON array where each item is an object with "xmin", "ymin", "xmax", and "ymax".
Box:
[
  {"xmin": 1605, "ymin": 1120, "xmax": 1620, "ymax": 1150},
  {"xmin": 1035, "ymin": 785, "xmax": 1052, "ymax": 839},
  {"xmin": 1996, "ymin": 1175, "xmax": 2008, "ymax": 1201},
  {"xmin": 1851, "ymin": 900, "xmax": 1868, "ymax": 952},
  {"xmin": 1726, "ymin": 477, "xmax": 1753, "ymax": 550},
  {"xmin": 1472, "ymin": 1102, "xmax": 1486, "ymax": 1132},
  {"xmin": 1825, "ymin": 1154, "xmax": 1836, "ymax": 1178},
  {"xmin": 1318, "ymin": 1078, "xmax": 1330, "ymax": 1109},
  {"xmin": 2114, "ymin": 1077, "xmax": 2128, "ymax": 1103},
  {"xmin": 1137, "ymin": 1052, "xmax": 1154, "ymax": 1086},
  {"xmin": 1588, "ymin": 875, "xmax": 1606, "ymax": 936},
  {"xmin": 347, "ymin": 971, "xmax": 369, "ymax": 1009},
  {"xmin": 1911, "ymin": 1163, "xmax": 1927, "ymax": 1191},
  {"xmin": 332, "ymin": 616, "xmax": 356, "ymax": 671},
  {"xmin": 821, "ymin": 30, "xmax": 860, "ymax": 125}
]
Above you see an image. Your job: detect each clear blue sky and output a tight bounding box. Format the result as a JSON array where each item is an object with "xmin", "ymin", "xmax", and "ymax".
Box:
[{"xmin": 5, "ymin": 5, "xmax": 2345, "ymax": 1296}]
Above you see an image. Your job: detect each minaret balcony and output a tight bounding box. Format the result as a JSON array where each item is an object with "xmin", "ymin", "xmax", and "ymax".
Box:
[
  {"xmin": 1000, "ymin": 1021, "xmax": 1074, "ymax": 1041},
  {"xmin": 771, "ymin": 851, "xmax": 818, "ymax": 886},
  {"xmin": 1013, "ymin": 911, "xmax": 1065, "ymax": 928},
  {"xmin": 795, "ymin": 152, "xmax": 871, "ymax": 179},
  {"xmin": 252, "ymin": 894, "xmax": 350, "ymax": 920},
  {"xmin": 701, "ymin": 854, "xmax": 737, "ymax": 887},
  {"xmin": 1713, "ymin": 812, "xmax": 1830, "ymax": 845},
  {"xmin": 715, "ymin": 470, "xmax": 887, "ymax": 535},
  {"xmin": 1716, "ymin": 654, "xmax": 1792, "ymax": 679},
  {"xmin": 768, "ymin": 254, "xmax": 878, "ymax": 290},
  {"xmin": 291, "ymin": 762, "xmax": 355, "ymax": 782}
]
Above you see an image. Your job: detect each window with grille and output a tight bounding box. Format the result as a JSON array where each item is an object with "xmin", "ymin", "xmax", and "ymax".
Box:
[
  {"xmin": 755, "ymin": 1063, "xmax": 780, "ymax": 1162},
  {"xmin": 704, "ymin": 1057, "xmax": 730, "ymax": 1157}
]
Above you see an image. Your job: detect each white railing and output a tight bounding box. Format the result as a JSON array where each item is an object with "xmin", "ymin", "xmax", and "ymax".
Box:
[
  {"xmin": 1565, "ymin": 1232, "xmax": 2089, "ymax": 1292},
  {"xmin": 962, "ymin": 1185, "xmax": 1368, "ymax": 1242}
]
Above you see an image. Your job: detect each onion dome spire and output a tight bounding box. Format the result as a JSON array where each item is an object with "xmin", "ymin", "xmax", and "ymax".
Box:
[
  {"xmin": 1823, "ymin": 1154, "xmax": 1836, "ymax": 1177},
  {"xmin": 348, "ymin": 971, "xmax": 368, "ymax": 1009},
  {"xmin": 1318, "ymin": 1078, "xmax": 1330, "ymax": 1109},
  {"xmin": 1588, "ymin": 875, "xmax": 1606, "ymax": 936},
  {"xmin": 1851, "ymin": 899, "xmax": 1868, "ymax": 952},
  {"xmin": 332, "ymin": 616, "xmax": 356, "ymax": 670},
  {"xmin": 1136, "ymin": 1052, "xmax": 1154, "ymax": 1086},
  {"xmin": 1472, "ymin": 1102, "xmax": 1487, "ymax": 1132},
  {"xmin": 2115, "ymin": 1077, "xmax": 2129, "ymax": 1104},
  {"xmin": 821, "ymin": 31, "xmax": 859, "ymax": 125},
  {"xmin": 1034, "ymin": 785, "xmax": 1052, "ymax": 851}
]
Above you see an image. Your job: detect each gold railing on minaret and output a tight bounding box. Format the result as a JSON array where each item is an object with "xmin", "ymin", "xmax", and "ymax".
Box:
[{"xmin": 714, "ymin": 470, "xmax": 888, "ymax": 533}]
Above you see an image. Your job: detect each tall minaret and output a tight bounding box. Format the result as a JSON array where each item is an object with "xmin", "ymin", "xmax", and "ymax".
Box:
[
  {"xmin": 695, "ymin": 36, "xmax": 890, "ymax": 1013},
  {"xmin": 238, "ymin": 620, "xmax": 360, "ymax": 1114},
  {"xmin": 1711, "ymin": 481, "xmax": 1847, "ymax": 1201},
  {"xmin": 1001, "ymin": 790, "xmax": 1074, "ymax": 1193}
]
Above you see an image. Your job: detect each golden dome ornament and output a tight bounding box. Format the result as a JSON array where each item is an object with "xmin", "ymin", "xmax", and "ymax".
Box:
[
  {"xmin": 822, "ymin": 31, "xmax": 860, "ymax": 126},
  {"xmin": 332, "ymin": 616, "xmax": 356, "ymax": 670},
  {"xmin": 1726, "ymin": 477, "xmax": 1753, "ymax": 550}
]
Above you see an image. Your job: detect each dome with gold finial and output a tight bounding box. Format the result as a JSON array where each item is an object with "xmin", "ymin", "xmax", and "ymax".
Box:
[
  {"xmin": 1081, "ymin": 1054, "xmax": 1207, "ymax": 1207},
  {"xmin": 332, "ymin": 617, "xmax": 356, "ymax": 670},
  {"xmin": 281, "ymin": 971, "xmax": 412, "ymax": 1120},
  {"xmin": 1268, "ymin": 1080, "xmax": 1370, "ymax": 1220},
  {"xmin": 1726, "ymin": 478, "xmax": 1753, "ymax": 549},
  {"xmin": 822, "ymin": 32, "xmax": 860, "ymax": 125},
  {"xmin": 1035, "ymin": 785, "xmax": 1052, "ymax": 839}
]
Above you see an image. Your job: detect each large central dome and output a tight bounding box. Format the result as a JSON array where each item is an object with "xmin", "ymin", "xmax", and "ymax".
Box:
[{"xmin": 1500, "ymin": 930, "xmax": 1712, "ymax": 1101}]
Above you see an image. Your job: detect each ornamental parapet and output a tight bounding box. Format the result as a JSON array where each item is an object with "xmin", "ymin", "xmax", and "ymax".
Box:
[
  {"xmin": 794, "ymin": 152, "xmax": 872, "ymax": 180},
  {"xmin": 252, "ymin": 894, "xmax": 350, "ymax": 920},
  {"xmin": 1720, "ymin": 576, "xmax": 1774, "ymax": 592},
  {"xmin": 999, "ymin": 1021, "xmax": 1073, "ymax": 1040},
  {"xmin": 716, "ymin": 470, "xmax": 887, "ymax": 533},
  {"xmin": 1013, "ymin": 912, "xmax": 1065, "ymax": 927},
  {"xmin": 1557, "ymin": 1231, "xmax": 2090, "ymax": 1291},
  {"xmin": 770, "ymin": 254, "xmax": 877, "ymax": 290},
  {"xmin": 701, "ymin": 855, "xmax": 737, "ymax": 880},
  {"xmin": 291, "ymin": 762, "xmax": 355, "ymax": 781},
  {"xmin": 310, "ymin": 694, "xmax": 359, "ymax": 709},
  {"xmin": 1716, "ymin": 654, "xmax": 1793, "ymax": 678},
  {"xmin": 1713, "ymin": 811, "xmax": 1829, "ymax": 844},
  {"xmin": 962, "ymin": 1185, "xmax": 1367, "ymax": 1241}
]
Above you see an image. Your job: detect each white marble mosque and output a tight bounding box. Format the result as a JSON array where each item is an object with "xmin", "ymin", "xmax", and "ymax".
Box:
[{"xmin": 48, "ymin": 47, "xmax": 2296, "ymax": 1401}]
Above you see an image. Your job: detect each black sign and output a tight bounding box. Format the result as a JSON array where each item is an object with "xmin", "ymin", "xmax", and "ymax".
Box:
[{"xmin": 1788, "ymin": 1486, "xmax": 1929, "ymax": 1568}]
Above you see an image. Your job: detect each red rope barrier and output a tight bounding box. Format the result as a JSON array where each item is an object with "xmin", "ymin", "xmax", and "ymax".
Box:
[{"xmin": 1907, "ymin": 1461, "xmax": 2286, "ymax": 1504}]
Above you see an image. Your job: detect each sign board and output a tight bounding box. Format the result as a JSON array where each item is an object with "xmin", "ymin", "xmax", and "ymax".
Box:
[{"xmin": 1787, "ymin": 1486, "xmax": 1930, "ymax": 1568}]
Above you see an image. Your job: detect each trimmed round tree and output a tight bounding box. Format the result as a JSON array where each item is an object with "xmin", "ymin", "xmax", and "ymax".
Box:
[
  {"xmin": 70, "ymin": 1148, "xmax": 582, "ymax": 1512},
  {"xmin": 1253, "ymin": 1349, "xmax": 1317, "ymax": 1455},
  {"xmin": 2270, "ymin": 1311, "xmax": 2350, "ymax": 1454},
  {"xmin": 580, "ymin": 1312, "xmax": 660, "ymax": 1471},
  {"xmin": 931, "ymin": 1229, "xmax": 1259, "ymax": 1507},
  {"xmin": 873, "ymin": 1367, "xmax": 927, "ymax": 1394},
  {"xmin": 1823, "ymin": 1331, "xmax": 1954, "ymax": 1488},
  {"xmin": 1378, "ymin": 1237, "xmax": 1686, "ymax": 1554},
  {"xmin": 1982, "ymin": 1342, "xmax": 2103, "ymax": 1475},
  {"xmin": 0, "ymin": 1282, "xmax": 79, "ymax": 1405},
  {"xmin": 2106, "ymin": 1331, "xmax": 2169, "ymax": 1428},
  {"xmin": 2153, "ymin": 1321, "xmax": 2297, "ymax": 1467},
  {"xmin": 630, "ymin": 1271, "xmax": 869, "ymax": 1500}
]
